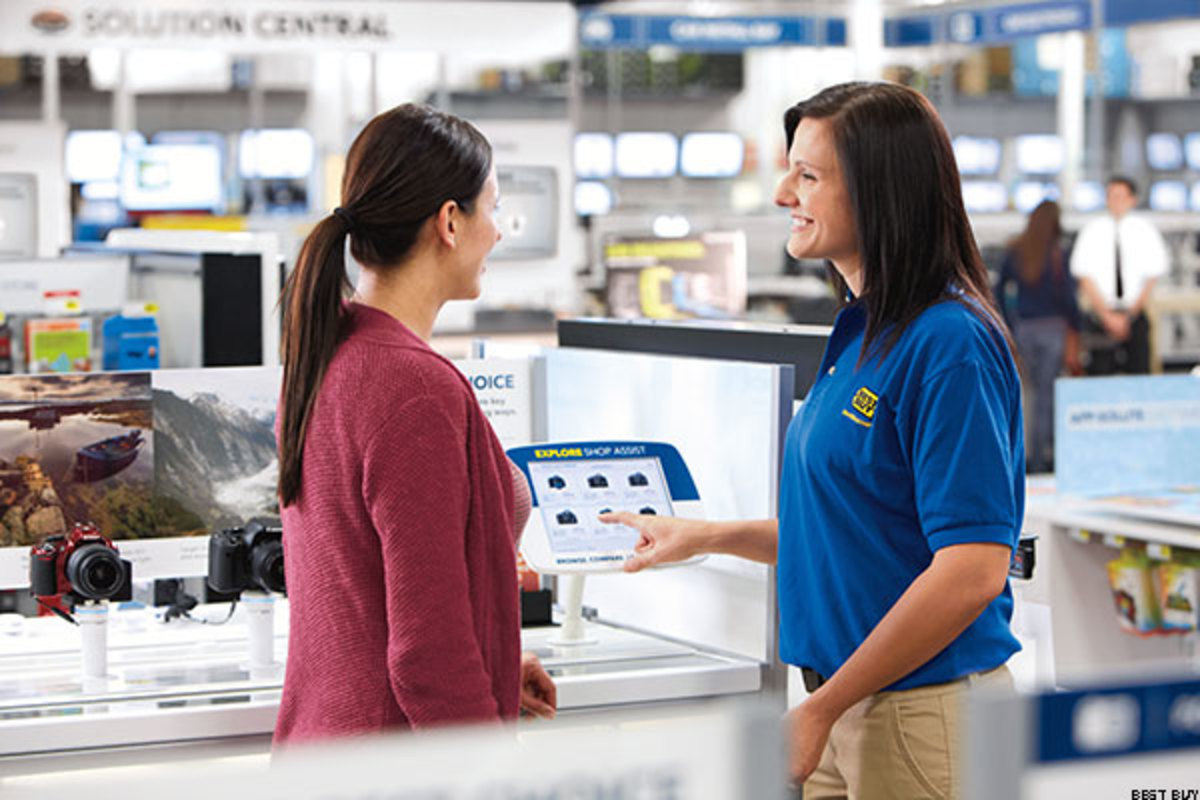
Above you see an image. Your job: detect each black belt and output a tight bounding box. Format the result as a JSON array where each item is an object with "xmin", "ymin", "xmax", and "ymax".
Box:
[{"xmin": 801, "ymin": 667, "xmax": 827, "ymax": 693}]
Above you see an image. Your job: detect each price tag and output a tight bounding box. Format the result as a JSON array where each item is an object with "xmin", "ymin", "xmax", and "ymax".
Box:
[
  {"xmin": 44, "ymin": 289, "xmax": 83, "ymax": 315},
  {"xmin": 1147, "ymin": 543, "xmax": 1172, "ymax": 561},
  {"xmin": 1069, "ymin": 529, "xmax": 1092, "ymax": 544},
  {"xmin": 1103, "ymin": 534, "xmax": 1126, "ymax": 549}
]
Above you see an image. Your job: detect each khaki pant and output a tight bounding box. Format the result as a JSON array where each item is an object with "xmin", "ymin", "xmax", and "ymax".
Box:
[{"xmin": 803, "ymin": 665, "xmax": 1013, "ymax": 800}]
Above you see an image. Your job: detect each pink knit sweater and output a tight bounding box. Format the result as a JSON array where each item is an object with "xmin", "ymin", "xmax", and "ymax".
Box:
[{"xmin": 274, "ymin": 302, "xmax": 520, "ymax": 746}]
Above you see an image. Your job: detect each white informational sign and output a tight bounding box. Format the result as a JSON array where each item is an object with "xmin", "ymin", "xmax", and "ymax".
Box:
[
  {"xmin": 0, "ymin": 122, "xmax": 69, "ymax": 258},
  {"xmin": 0, "ymin": 257, "xmax": 129, "ymax": 314},
  {"xmin": 1, "ymin": 702, "xmax": 782, "ymax": 800},
  {"xmin": 455, "ymin": 357, "xmax": 534, "ymax": 449},
  {"xmin": 0, "ymin": 1, "xmax": 575, "ymax": 56}
]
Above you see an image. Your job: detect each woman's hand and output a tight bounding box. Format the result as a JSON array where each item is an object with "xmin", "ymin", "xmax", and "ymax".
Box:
[
  {"xmin": 519, "ymin": 652, "xmax": 556, "ymax": 719},
  {"xmin": 597, "ymin": 512, "xmax": 712, "ymax": 572},
  {"xmin": 786, "ymin": 695, "xmax": 839, "ymax": 788}
]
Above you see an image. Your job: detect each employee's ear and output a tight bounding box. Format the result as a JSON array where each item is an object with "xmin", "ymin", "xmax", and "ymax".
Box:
[{"xmin": 435, "ymin": 199, "xmax": 458, "ymax": 248}]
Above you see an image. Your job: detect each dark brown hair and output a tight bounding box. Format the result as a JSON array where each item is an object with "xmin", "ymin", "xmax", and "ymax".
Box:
[
  {"xmin": 784, "ymin": 82, "xmax": 1016, "ymax": 363},
  {"xmin": 1012, "ymin": 200, "xmax": 1063, "ymax": 286},
  {"xmin": 277, "ymin": 104, "xmax": 492, "ymax": 507}
]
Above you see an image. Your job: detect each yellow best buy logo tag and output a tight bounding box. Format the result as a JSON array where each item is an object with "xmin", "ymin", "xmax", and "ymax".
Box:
[
  {"xmin": 841, "ymin": 386, "xmax": 878, "ymax": 429},
  {"xmin": 851, "ymin": 387, "xmax": 878, "ymax": 419}
]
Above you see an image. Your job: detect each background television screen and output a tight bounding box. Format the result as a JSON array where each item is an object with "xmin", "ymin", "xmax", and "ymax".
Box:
[
  {"xmin": 574, "ymin": 181, "xmax": 613, "ymax": 216},
  {"xmin": 1145, "ymin": 133, "xmax": 1184, "ymax": 171},
  {"xmin": 1148, "ymin": 180, "xmax": 1188, "ymax": 212},
  {"xmin": 1072, "ymin": 180, "xmax": 1105, "ymax": 212},
  {"xmin": 960, "ymin": 181, "xmax": 1008, "ymax": 213},
  {"xmin": 952, "ymin": 136, "xmax": 1001, "ymax": 175},
  {"xmin": 1192, "ymin": 182, "xmax": 1200, "ymax": 213},
  {"xmin": 1185, "ymin": 133, "xmax": 1200, "ymax": 171},
  {"xmin": 239, "ymin": 129, "xmax": 314, "ymax": 180},
  {"xmin": 1015, "ymin": 134, "xmax": 1064, "ymax": 175},
  {"xmin": 614, "ymin": 132, "xmax": 678, "ymax": 179},
  {"xmin": 679, "ymin": 132, "xmax": 744, "ymax": 178},
  {"xmin": 120, "ymin": 143, "xmax": 223, "ymax": 211},
  {"xmin": 574, "ymin": 133, "xmax": 614, "ymax": 179},
  {"xmin": 65, "ymin": 130, "xmax": 146, "ymax": 184},
  {"xmin": 1013, "ymin": 181, "xmax": 1061, "ymax": 213}
]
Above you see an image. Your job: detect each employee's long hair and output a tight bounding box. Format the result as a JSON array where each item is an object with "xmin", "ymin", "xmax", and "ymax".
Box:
[
  {"xmin": 784, "ymin": 82, "xmax": 1016, "ymax": 362},
  {"xmin": 277, "ymin": 104, "xmax": 491, "ymax": 507}
]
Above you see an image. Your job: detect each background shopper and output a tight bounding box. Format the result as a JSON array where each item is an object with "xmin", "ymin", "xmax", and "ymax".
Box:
[
  {"xmin": 1070, "ymin": 176, "xmax": 1170, "ymax": 375},
  {"xmin": 604, "ymin": 81, "xmax": 1023, "ymax": 799},
  {"xmin": 996, "ymin": 199, "xmax": 1081, "ymax": 472},
  {"xmin": 274, "ymin": 104, "xmax": 554, "ymax": 746}
]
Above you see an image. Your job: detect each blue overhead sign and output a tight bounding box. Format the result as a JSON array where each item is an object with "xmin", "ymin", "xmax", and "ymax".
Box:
[
  {"xmin": 580, "ymin": 14, "xmax": 847, "ymax": 51},
  {"xmin": 887, "ymin": 0, "xmax": 1200, "ymax": 46},
  {"xmin": 887, "ymin": 1, "xmax": 1091, "ymax": 46}
]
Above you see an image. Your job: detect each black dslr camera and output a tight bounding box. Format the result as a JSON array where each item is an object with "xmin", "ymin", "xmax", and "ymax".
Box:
[
  {"xmin": 29, "ymin": 522, "xmax": 133, "ymax": 605},
  {"xmin": 208, "ymin": 522, "xmax": 286, "ymax": 595}
]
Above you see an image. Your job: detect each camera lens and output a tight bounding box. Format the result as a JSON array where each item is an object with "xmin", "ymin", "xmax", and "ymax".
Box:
[
  {"xmin": 249, "ymin": 538, "xmax": 286, "ymax": 594},
  {"xmin": 66, "ymin": 544, "xmax": 124, "ymax": 600}
]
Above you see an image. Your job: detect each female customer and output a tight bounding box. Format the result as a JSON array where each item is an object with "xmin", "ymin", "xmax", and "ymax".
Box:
[
  {"xmin": 604, "ymin": 82, "xmax": 1023, "ymax": 799},
  {"xmin": 996, "ymin": 199, "xmax": 1080, "ymax": 473},
  {"xmin": 275, "ymin": 104, "xmax": 554, "ymax": 746}
]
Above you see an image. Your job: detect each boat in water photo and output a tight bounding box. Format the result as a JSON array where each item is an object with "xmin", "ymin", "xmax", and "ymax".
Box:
[{"xmin": 73, "ymin": 430, "xmax": 145, "ymax": 483}]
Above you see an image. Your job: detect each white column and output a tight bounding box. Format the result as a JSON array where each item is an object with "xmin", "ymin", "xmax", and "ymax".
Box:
[
  {"xmin": 850, "ymin": 0, "xmax": 885, "ymax": 80},
  {"xmin": 112, "ymin": 50, "xmax": 136, "ymax": 136},
  {"xmin": 1057, "ymin": 31, "xmax": 1087, "ymax": 209},
  {"xmin": 41, "ymin": 51, "xmax": 60, "ymax": 123}
]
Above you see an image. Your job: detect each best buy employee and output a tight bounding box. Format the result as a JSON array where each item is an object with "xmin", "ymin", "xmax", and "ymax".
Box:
[{"xmin": 602, "ymin": 82, "xmax": 1024, "ymax": 800}]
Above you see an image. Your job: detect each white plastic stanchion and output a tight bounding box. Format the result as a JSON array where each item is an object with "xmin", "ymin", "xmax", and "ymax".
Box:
[
  {"xmin": 243, "ymin": 590, "xmax": 277, "ymax": 671},
  {"xmin": 550, "ymin": 574, "xmax": 595, "ymax": 646},
  {"xmin": 76, "ymin": 601, "xmax": 109, "ymax": 683}
]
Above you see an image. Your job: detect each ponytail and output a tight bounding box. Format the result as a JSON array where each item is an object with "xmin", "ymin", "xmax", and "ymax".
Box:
[{"xmin": 278, "ymin": 215, "xmax": 353, "ymax": 507}]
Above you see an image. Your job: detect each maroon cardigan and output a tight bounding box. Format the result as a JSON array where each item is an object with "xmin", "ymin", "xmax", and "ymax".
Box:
[{"xmin": 274, "ymin": 302, "xmax": 520, "ymax": 746}]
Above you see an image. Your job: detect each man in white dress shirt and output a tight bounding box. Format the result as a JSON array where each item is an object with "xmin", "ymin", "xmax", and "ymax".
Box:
[{"xmin": 1069, "ymin": 176, "xmax": 1169, "ymax": 374}]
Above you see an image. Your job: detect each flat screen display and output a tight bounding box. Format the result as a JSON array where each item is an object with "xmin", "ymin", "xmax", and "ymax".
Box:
[
  {"xmin": 1148, "ymin": 180, "xmax": 1187, "ymax": 212},
  {"xmin": 528, "ymin": 458, "xmax": 672, "ymax": 557},
  {"xmin": 614, "ymin": 132, "xmax": 678, "ymax": 179},
  {"xmin": 1015, "ymin": 134, "xmax": 1064, "ymax": 175},
  {"xmin": 1145, "ymin": 133, "xmax": 1184, "ymax": 171},
  {"xmin": 119, "ymin": 143, "xmax": 223, "ymax": 211},
  {"xmin": 1013, "ymin": 181, "xmax": 1061, "ymax": 213},
  {"xmin": 238, "ymin": 129, "xmax": 315, "ymax": 179},
  {"xmin": 953, "ymin": 136, "xmax": 1002, "ymax": 175},
  {"xmin": 574, "ymin": 181, "xmax": 613, "ymax": 216},
  {"xmin": 960, "ymin": 180, "xmax": 1008, "ymax": 213},
  {"xmin": 1072, "ymin": 181, "xmax": 1105, "ymax": 212},
  {"xmin": 574, "ymin": 132, "xmax": 614, "ymax": 179},
  {"xmin": 1184, "ymin": 133, "xmax": 1200, "ymax": 171},
  {"xmin": 65, "ymin": 130, "xmax": 146, "ymax": 184},
  {"xmin": 679, "ymin": 132, "xmax": 744, "ymax": 178}
]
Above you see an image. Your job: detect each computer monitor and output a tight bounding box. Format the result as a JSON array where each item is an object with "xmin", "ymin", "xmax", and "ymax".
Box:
[
  {"xmin": 679, "ymin": 132, "xmax": 744, "ymax": 178},
  {"xmin": 574, "ymin": 181, "xmax": 613, "ymax": 216},
  {"xmin": 1013, "ymin": 181, "xmax": 1060, "ymax": 213},
  {"xmin": 1185, "ymin": 133, "xmax": 1200, "ymax": 171},
  {"xmin": 238, "ymin": 129, "xmax": 314, "ymax": 180},
  {"xmin": 1015, "ymin": 134, "xmax": 1064, "ymax": 175},
  {"xmin": 960, "ymin": 181, "xmax": 1008, "ymax": 213},
  {"xmin": 1072, "ymin": 181, "xmax": 1105, "ymax": 212},
  {"xmin": 614, "ymin": 132, "xmax": 678, "ymax": 179},
  {"xmin": 120, "ymin": 143, "xmax": 224, "ymax": 211},
  {"xmin": 574, "ymin": 133, "xmax": 614, "ymax": 179},
  {"xmin": 952, "ymin": 136, "xmax": 1001, "ymax": 176},
  {"xmin": 1148, "ymin": 180, "xmax": 1188, "ymax": 212},
  {"xmin": 65, "ymin": 130, "xmax": 146, "ymax": 184},
  {"xmin": 1145, "ymin": 133, "xmax": 1184, "ymax": 171}
]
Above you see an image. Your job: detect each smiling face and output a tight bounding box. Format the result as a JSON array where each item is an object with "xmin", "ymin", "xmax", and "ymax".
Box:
[
  {"xmin": 774, "ymin": 117, "xmax": 862, "ymax": 294},
  {"xmin": 448, "ymin": 166, "xmax": 502, "ymax": 300}
]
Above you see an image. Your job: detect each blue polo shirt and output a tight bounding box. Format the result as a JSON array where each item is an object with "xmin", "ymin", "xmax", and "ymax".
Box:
[{"xmin": 778, "ymin": 296, "xmax": 1024, "ymax": 690}]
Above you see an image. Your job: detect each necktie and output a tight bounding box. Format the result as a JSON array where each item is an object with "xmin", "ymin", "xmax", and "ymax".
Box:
[{"xmin": 1114, "ymin": 224, "xmax": 1124, "ymax": 302}]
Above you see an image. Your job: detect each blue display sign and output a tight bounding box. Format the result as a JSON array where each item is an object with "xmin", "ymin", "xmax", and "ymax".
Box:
[
  {"xmin": 580, "ymin": 14, "xmax": 846, "ymax": 51},
  {"xmin": 887, "ymin": 1, "xmax": 1092, "ymax": 46},
  {"xmin": 1037, "ymin": 678, "xmax": 1200, "ymax": 763}
]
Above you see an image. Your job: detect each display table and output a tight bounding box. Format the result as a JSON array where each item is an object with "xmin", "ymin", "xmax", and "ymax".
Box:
[{"xmin": 0, "ymin": 600, "xmax": 761, "ymax": 776}]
